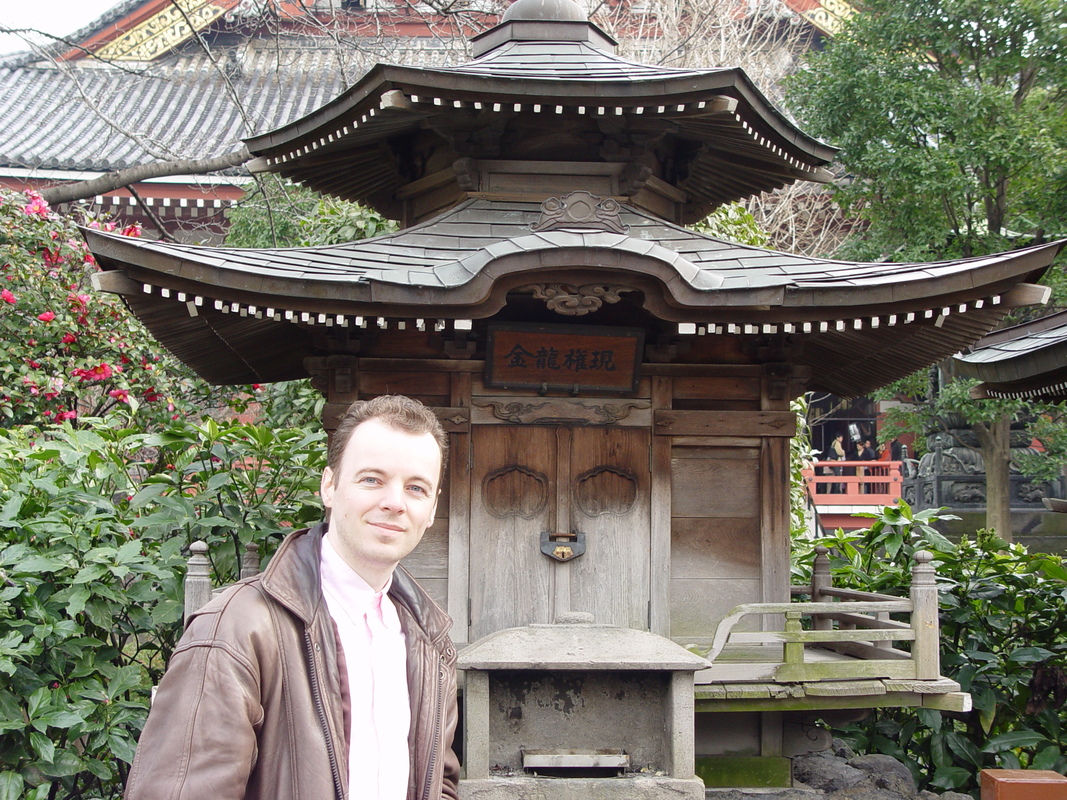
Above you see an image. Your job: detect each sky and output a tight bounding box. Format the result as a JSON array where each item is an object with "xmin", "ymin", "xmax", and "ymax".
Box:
[{"xmin": 0, "ymin": 0, "xmax": 120, "ymax": 56}]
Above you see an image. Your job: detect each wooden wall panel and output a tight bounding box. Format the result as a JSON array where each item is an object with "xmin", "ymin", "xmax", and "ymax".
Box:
[
  {"xmin": 401, "ymin": 518, "xmax": 449, "ymax": 581},
  {"xmin": 671, "ymin": 376, "xmax": 761, "ymax": 401},
  {"xmin": 359, "ymin": 370, "xmax": 450, "ymax": 399},
  {"xmin": 671, "ymin": 456, "xmax": 759, "ymax": 518},
  {"xmin": 670, "ymin": 518, "xmax": 760, "ymax": 580},
  {"xmin": 669, "ymin": 578, "xmax": 762, "ymax": 641}
]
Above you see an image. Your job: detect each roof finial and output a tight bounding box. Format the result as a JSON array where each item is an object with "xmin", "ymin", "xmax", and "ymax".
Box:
[{"xmin": 502, "ymin": 0, "xmax": 588, "ymax": 22}]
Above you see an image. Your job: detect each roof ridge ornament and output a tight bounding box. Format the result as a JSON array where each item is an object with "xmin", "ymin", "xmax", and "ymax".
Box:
[
  {"xmin": 524, "ymin": 283, "xmax": 630, "ymax": 316},
  {"xmin": 502, "ymin": 0, "xmax": 588, "ymax": 22},
  {"xmin": 530, "ymin": 191, "xmax": 628, "ymax": 234}
]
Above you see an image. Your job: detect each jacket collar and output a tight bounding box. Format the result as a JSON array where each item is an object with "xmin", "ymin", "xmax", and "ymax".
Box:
[{"xmin": 258, "ymin": 523, "xmax": 453, "ymax": 644}]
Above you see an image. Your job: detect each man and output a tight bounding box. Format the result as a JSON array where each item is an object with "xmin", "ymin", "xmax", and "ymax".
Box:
[{"xmin": 125, "ymin": 395, "xmax": 460, "ymax": 800}]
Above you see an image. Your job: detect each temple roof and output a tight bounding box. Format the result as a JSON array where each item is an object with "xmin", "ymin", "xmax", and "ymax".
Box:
[
  {"xmin": 954, "ymin": 310, "xmax": 1067, "ymax": 402},
  {"xmin": 244, "ymin": 13, "xmax": 837, "ymax": 219},
  {"xmin": 0, "ymin": 60, "xmax": 344, "ymax": 173},
  {"xmin": 85, "ymin": 196, "xmax": 1064, "ymax": 395}
]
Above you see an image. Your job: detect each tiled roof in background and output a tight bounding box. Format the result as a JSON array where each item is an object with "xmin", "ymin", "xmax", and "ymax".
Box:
[{"xmin": 0, "ymin": 38, "xmax": 469, "ymax": 174}]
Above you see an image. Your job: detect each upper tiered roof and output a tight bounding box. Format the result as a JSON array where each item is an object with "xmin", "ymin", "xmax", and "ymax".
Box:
[{"xmin": 245, "ymin": 0, "xmax": 836, "ymax": 224}]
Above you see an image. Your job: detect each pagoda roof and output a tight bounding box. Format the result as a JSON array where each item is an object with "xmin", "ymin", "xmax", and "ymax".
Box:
[
  {"xmin": 244, "ymin": 15, "xmax": 837, "ymax": 217},
  {"xmin": 954, "ymin": 310, "xmax": 1067, "ymax": 402},
  {"xmin": 85, "ymin": 196, "xmax": 1064, "ymax": 396}
]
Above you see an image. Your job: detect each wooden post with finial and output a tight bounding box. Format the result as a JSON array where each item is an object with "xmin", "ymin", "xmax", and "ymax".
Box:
[
  {"xmin": 910, "ymin": 550, "xmax": 940, "ymax": 680},
  {"xmin": 184, "ymin": 541, "xmax": 212, "ymax": 624}
]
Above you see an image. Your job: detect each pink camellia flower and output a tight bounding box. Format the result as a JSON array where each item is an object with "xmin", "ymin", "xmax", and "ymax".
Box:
[
  {"xmin": 61, "ymin": 333, "xmax": 77, "ymax": 344},
  {"xmin": 37, "ymin": 311, "xmax": 55, "ymax": 322},
  {"xmin": 143, "ymin": 387, "xmax": 161, "ymax": 402},
  {"xmin": 121, "ymin": 223, "xmax": 142, "ymax": 238},
  {"xmin": 72, "ymin": 363, "xmax": 114, "ymax": 382},
  {"xmin": 108, "ymin": 388, "xmax": 129, "ymax": 403},
  {"xmin": 23, "ymin": 192, "xmax": 50, "ymax": 218},
  {"xmin": 1, "ymin": 289, "xmax": 15, "ymax": 304},
  {"xmin": 55, "ymin": 410, "xmax": 77, "ymax": 421}
]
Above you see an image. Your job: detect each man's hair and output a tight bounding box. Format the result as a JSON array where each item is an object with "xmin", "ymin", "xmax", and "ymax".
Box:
[{"xmin": 327, "ymin": 395, "xmax": 448, "ymax": 477}]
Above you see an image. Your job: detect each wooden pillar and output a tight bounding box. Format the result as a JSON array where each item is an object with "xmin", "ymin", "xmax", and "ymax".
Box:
[
  {"xmin": 811, "ymin": 546, "xmax": 832, "ymax": 631},
  {"xmin": 911, "ymin": 550, "xmax": 940, "ymax": 680},
  {"xmin": 184, "ymin": 541, "xmax": 212, "ymax": 623},
  {"xmin": 241, "ymin": 541, "xmax": 261, "ymax": 580}
]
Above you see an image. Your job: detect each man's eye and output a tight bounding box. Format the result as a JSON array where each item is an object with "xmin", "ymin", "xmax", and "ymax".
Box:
[
  {"xmin": 359, "ymin": 476, "xmax": 381, "ymax": 486},
  {"xmin": 408, "ymin": 485, "xmax": 426, "ymax": 494}
]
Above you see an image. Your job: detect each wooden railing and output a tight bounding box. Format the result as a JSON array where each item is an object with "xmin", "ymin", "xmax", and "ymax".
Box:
[
  {"xmin": 704, "ymin": 546, "xmax": 940, "ymax": 682},
  {"xmin": 803, "ymin": 460, "xmax": 903, "ymax": 507}
]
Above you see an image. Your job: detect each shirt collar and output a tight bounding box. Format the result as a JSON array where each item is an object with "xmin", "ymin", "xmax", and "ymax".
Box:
[{"xmin": 320, "ymin": 534, "xmax": 401, "ymax": 630}]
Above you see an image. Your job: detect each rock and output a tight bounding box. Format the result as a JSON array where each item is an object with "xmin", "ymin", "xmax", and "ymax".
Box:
[
  {"xmin": 792, "ymin": 751, "xmax": 865, "ymax": 793},
  {"xmin": 831, "ymin": 739, "xmax": 858, "ymax": 761},
  {"xmin": 847, "ymin": 755, "xmax": 917, "ymax": 795}
]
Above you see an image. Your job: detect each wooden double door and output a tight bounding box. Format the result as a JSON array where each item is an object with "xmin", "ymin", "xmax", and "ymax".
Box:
[{"xmin": 468, "ymin": 424, "xmax": 652, "ymax": 640}]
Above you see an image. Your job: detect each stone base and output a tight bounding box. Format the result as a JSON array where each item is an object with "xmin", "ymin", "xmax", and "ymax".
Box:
[{"xmin": 459, "ymin": 775, "xmax": 707, "ymax": 799}]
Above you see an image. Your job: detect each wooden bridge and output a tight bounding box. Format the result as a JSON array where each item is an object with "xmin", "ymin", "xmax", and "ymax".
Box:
[{"xmin": 802, "ymin": 460, "xmax": 904, "ymax": 531}]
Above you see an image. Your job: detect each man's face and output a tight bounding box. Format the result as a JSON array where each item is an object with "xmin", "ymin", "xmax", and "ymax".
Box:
[{"xmin": 320, "ymin": 418, "xmax": 442, "ymax": 590}]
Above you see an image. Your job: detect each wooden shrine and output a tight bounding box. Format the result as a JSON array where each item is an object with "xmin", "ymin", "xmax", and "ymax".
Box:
[{"xmin": 85, "ymin": 0, "xmax": 1066, "ymax": 788}]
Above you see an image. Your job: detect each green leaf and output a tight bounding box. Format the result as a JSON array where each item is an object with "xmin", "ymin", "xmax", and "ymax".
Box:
[
  {"xmin": 26, "ymin": 687, "xmax": 51, "ymax": 720},
  {"xmin": 1032, "ymin": 744, "xmax": 1063, "ymax": 770},
  {"xmin": 65, "ymin": 585, "xmax": 91, "ymax": 617},
  {"xmin": 1006, "ymin": 647, "xmax": 1055, "ymax": 664},
  {"xmin": 0, "ymin": 772, "xmax": 24, "ymax": 800},
  {"xmin": 982, "ymin": 730, "xmax": 1051, "ymax": 753},
  {"xmin": 29, "ymin": 730, "xmax": 55, "ymax": 763},
  {"xmin": 106, "ymin": 665, "xmax": 144, "ymax": 701},
  {"xmin": 929, "ymin": 766, "xmax": 971, "ymax": 790}
]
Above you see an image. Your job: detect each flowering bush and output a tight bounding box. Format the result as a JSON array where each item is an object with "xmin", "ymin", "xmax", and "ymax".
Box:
[{"xmin": 0, "ymin": 191, "xmax": 228, "ymax": 427}]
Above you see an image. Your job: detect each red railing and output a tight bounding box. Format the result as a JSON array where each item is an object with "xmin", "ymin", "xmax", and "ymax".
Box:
[{"xmin": 802, "ymin": 460, "xmax": 903, "ymax": 507}]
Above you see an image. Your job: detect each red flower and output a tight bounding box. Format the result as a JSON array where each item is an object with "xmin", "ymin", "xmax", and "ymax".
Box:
[
  {"xmin": 61, "ymin": 333, "xmax": 77, "ymax": 344},
  {"xmin": 143, "ymin": 387, "xmax": 161, "ymax": 402},
  {"xmin": 55, "ymin": 410, "xmax": 77, "ymax": 421},
  {"xmin": 1, "ymin": 289, "xmax": 15, "ymax": 304},
  {"xmin": 121, "ymin": 223, "xmax": 142, "ymax": 238},
  {"xmin": 37, "ymin": 311, "xmax": 55, "ymax": 322},
  {"xmin": 72, "ymin": 363, "xmax": 113, "ymax": 382},
  {"xmin": 108, "ymin": 388, "xmax": 129, "ymax": 403}
]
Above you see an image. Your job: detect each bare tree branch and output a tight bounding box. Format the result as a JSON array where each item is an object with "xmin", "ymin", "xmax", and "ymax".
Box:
[{"xmin": 40, "ymin": 148, "xmax": 250, "ymax": 205}]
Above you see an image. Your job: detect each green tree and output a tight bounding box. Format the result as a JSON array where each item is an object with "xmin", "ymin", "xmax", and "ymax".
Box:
[
  {"xmin": 787, "ymin": 0, "xmax": 1067, "ymax": 538},
  {"xmin": 788, "ymin": 0, "xmax": 1067, "ymax": 262},
  {"xmin": 225, "ymin": 179, "xmax": 397, "ymax": 249}
]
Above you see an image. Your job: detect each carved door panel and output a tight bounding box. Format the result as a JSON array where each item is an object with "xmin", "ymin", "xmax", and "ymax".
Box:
[{"xmin": 468, "ymin": 425, "xmax": 651, "ymax": 641}]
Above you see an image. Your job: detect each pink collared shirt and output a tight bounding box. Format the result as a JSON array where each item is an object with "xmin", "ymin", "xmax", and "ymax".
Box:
[{"xmin": 320, "ymin": 536, "xmax": 410, "ymax": 800}]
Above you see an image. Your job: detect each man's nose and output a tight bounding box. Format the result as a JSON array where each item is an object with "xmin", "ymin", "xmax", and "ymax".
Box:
[{"xmin": 378, "ymin": 481, "xmax": 406, "ymax": 511}]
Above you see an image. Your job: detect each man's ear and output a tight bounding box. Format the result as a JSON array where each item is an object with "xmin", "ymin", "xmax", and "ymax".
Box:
[{"xmin": 320, "ymin": 466, "xmax": 335, "ymax": 509}]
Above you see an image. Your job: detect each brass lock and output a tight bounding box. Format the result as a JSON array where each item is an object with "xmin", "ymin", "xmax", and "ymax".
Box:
[{"xmin": 540, "ymin": 531, "xmax": 586, "ymax": 562}]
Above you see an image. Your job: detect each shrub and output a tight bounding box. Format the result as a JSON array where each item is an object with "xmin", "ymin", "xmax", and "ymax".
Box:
[
  {"xmin": 798, "ymin": 505, "xmax": 1067, "ymax": 796},
  {"xmin": 0, "ymin": 418, "xmax": 325, "ymax": 799}
]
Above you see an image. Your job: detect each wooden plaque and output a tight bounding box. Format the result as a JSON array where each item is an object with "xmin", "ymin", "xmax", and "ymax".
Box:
[{"xmin": 486, "ymin": 323, "xmax": 643, "ymax": 394}]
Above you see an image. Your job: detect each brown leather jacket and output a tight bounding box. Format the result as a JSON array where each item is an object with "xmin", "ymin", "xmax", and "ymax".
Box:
[{"xmin": 124, "ymin": 524, "xmax": 460, "ymax": 800}]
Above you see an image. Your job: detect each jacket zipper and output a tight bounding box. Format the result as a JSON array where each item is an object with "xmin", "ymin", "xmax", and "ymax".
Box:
[
  {"xmin": 305, "ymin": 630, "xmax": 345, "ymax": 800},
  {"xmin": 421, "ymin": 654, "xmax": 446, "ymax": 800}
]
